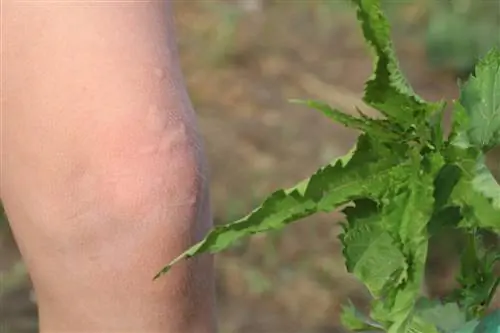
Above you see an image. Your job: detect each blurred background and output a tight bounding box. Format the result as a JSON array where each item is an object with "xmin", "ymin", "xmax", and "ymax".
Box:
[{"xmin": 1, "ymin": 0, "xmax": 499, "ymax": 332}]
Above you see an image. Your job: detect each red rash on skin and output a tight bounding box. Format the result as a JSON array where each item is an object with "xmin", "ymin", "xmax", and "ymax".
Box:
[{"xmin": 1, "ymin": 2, "xmax": 216, "ymax": 332}]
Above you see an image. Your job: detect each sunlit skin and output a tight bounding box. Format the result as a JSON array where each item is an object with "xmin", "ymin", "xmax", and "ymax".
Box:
[{"xmin": 1, "ymin": 2, "xmax": 216, "ymax": 332}]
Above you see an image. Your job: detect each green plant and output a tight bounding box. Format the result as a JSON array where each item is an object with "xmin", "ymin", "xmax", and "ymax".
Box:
[
  {"xmin": 201, "ymin": 2, "xmax": 245, "ymax": 66},
  {"xmin": 156, "ymin": 0, "xmax": 500, "ymax": 331},
  {"xmin": 424, "ymin": 0, "xmax": 500, "ymax": 76}
]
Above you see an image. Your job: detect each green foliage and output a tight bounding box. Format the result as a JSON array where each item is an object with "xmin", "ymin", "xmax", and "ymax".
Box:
[
  {"xmin": 352, "ymin": 0, "xmax": 442, "ymax": 127},
  {"xmin": 453, "ymin": 51, "xmax": 500, "ymax": 151},
  {"xmin": 156, "ymin": 0, "xmax": 500, "ymax": 331},
  {"xmin": 425, "ymin": 0, "xmax": 500, "ymax": 76},
  {"xmin": 199, "ymin": 2, "xmax": 245, "ymax": 66},
  {"xmin": 416, "ymin": 299, "xmax": 467, "ymax": 332}
]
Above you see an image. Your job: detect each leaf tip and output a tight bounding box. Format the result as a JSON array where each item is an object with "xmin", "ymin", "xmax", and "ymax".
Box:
[
  {"xmin": 288, "ymin": 98, "xmax": 306, "ymax": 105},
  {"xmin": 153, "ymin": 265, "xmax": 172, "ymax": 281}
]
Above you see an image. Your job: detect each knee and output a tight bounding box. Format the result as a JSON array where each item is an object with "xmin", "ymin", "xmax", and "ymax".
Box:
[{"xmin": 3, "ymin": 121, "xmax": 209, "ymax": 250}]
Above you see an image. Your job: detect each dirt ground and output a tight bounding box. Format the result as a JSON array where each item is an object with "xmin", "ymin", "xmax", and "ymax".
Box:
[{"xmin": 0, "ymin": 2, "xmax": 488, "ymax": 332}]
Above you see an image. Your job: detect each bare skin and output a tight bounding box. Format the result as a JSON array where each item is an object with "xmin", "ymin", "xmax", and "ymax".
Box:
[{"xmin": 1, "ymin": 1, "xmax": 216, "ymax": 332}]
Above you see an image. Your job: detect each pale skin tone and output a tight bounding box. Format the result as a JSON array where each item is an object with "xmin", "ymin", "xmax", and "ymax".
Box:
[{"xmin": 1, "ymin": 1, "xmax": 216, "ymax": 332}]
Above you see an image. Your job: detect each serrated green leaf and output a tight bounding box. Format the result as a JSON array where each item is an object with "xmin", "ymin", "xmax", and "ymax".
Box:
[
  {"xmin": 428, "ymin": 163, "xmax": 464, "ymax": 235},
  {"xmin": 404, "ymin": 316, "xmax": 441, "ymax": 333},
  {"xmin": 452, "ymin": 48, "xmax": 500, "ymax": 150},
  {"xmin": 340, "ymin": 163, "xmax": 436, "ymax": 332},
  {"xmin": 341, "ymin": 200, "xmax": 407, "ymax": 298},
  {"xmin": 340, "ymin": 301, "xmax": 385, "ymax": 332},
  {"xmin": 384, "ymin": 286, "xmax": 423, "ymax": 333},
  {"xmin": 450, "ymin": 101, "xmax": 472, "ymax": 149},
  {"xmin": 291, "ymin": 99, "xmax": 402, "ymax": 141},
  {"xmin": 450, "ymin": 231, "xmax": 500, "ymax": 319},
  {"xmin": 154, "ymin": 185, "xmax": 317, "ymax": 279},
  {"xmin": 370, "ymin": 292, "xmax": 441, "ymax": 333},
  {"xmin": 449, "ymin": 150, "xmax": 500, "ymax": 233},
  {"xmin": 290, "ymin": 99, "xmax": 369, "ymax": 130},
  {"xmin": 311, "ymin": 135, "xmax": 411, "ymax": 212},
  {"xmin": 415, "ymin": 299, "xmax": 467, "ymax": 332},
  {"xmin": 364, "ymin": 153, "xmax": 436, "ymax": 332},
  {"xmin": 155, "ymin": 134, "xmax": 407, "ymax": 279},
  {"xmin": 472, "ymin": 160, "xmax": 500, "ymax": 209},
  {"xmin": 351, "ymin": 0, "xmax": 441, "ymax": 126},
  {"xmin": 433, "ymin": 164, "xmax": 463, "ymax": 210},
  {"xmin": 430, "ymin": 101, "xmax": 447, "ymax": 151}
]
